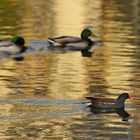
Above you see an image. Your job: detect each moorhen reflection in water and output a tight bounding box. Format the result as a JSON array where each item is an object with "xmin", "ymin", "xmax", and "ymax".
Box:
[
  {"xmin": 13, "ymin": 56, "xmax": 24, "ymax": 61},
  {"xmin": 116, "ymin": 107, "xmax": 131, "ymax": 121},
  {"xmin": 86, "ymin": 93, "xmax": 131, "ymax": 121}
]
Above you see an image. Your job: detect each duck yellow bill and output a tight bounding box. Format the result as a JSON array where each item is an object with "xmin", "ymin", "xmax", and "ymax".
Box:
[
  {"xmin": 91, "ymin": 33, "xmax": 98, "ymax": 38},
  {"xmin": 91, "ymin": 33, "xmax": 103, "ymax": 42},
  {"xmin": 24, "ymin": 44, "xmax": 29, "ymax": 48}
]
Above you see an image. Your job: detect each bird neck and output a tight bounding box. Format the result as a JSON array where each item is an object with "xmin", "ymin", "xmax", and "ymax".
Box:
[
  {"xmin": 16, "ymin": 44, "xmax": 24, "ymax": 48},
  {"xmin": 81, "ymin": 33, "xmax": 89, "ymax": 40},
  {"xmin": 81, "ymin": 36, "xmax": 89, "ymax": 40},
  {"xmin": 16, "ymin": 44, "xmax": 27, "ymax": 53},
  {"xmin": 115, "ymin": 97, "xmax": 126, "ymax": 107}
]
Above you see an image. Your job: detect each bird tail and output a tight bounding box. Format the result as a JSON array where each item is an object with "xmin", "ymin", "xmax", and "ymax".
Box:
[{"xmin": 48, "ymin": 38, "xmax": 62, "ymax": 47}]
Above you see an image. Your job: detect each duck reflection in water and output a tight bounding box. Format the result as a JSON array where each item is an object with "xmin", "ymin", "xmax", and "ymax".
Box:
[{"xmin": 86, "ymin": 93, "xmax": 132, "ymax": 121}]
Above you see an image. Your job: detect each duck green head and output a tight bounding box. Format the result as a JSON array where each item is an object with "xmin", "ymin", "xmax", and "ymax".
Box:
[
  {"xmin": 81, "ymin": 28, "xmax": 92, "ymax": 39},
  {"xmin": 11, "ymin": 36, "xmax": 25, "ymax": 46}
]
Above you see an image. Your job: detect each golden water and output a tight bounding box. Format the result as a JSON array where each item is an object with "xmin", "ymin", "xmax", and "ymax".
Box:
[{"xmin": 0, "ymin": 0, "xmax": 140, "ymax": 139}]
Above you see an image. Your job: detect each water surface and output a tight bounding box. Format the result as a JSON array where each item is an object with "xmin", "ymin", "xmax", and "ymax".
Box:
[{"xmin": 0, "ymin": 0, "xmax": 139, "ymax": 139}]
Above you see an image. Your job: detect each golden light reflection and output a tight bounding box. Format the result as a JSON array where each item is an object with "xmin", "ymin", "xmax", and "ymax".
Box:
[
  {"xmin": 83, "ymin": 0, "xmax": 103, "ymax": 34},
  {"xmin": 20, "ymin": 0, "xmax": 50, "ymax": 41},
  {"xmin": 47, "ymin": 52, "xmax": 88, "ymax": 99},
  {"xmin": 53, "ymin": 0, "xmax": 84, "ymax": 36},
  {"xmin": 0, "ymin": 60, "xmax": 17, "ymax": 98},
  {"xmin": 101, "ymin": 1, "xmax": 134, "ymax": 94},
  {"xmin": 0, "ymin": 0, "xmax": 139, "ymax": 139}
]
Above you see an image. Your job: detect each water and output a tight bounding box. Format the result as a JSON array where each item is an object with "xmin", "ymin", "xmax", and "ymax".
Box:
[{"xmin": 0, "ymin": 0, "xmax": 139, "ymax": 139}]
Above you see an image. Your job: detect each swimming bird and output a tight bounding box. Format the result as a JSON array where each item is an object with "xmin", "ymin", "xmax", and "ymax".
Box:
[
  {"xmin": 48, "ymin": 28, "xmax": 100, "ymax": 57},
  {"xmin": 86, "ymin": 93, "xmax": 131, "ymax": 109},
  {"xmin": 0, "ymin": 36, "xmax": 27, "ymax": 55},
  {"xmin": 86, "ymin": 93, "xmax": 131, "ymax": 120}
]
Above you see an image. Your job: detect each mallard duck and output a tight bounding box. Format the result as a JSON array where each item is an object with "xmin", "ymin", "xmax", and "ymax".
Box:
[
  {"xmin": 0, "ymin": 36, "xmax": 27, "ymax": 55},
  {"xmin": 86, "ymin": 93, "xmax": 131, "ymax": 109},
  {"xmin": 48, "ymin": 28, "xmax": 99, "ymax": 57}
]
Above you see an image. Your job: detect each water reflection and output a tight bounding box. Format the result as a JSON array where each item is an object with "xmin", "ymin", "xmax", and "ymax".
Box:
[
  {"xmin": 0, "ymin": 0, "xmax": 139, "ymax": 139},
  {"xmin": 53, "ymin": 0, "xmax": 84, "ymax": 36},
  {"xmin": 0, "ymin": 99, "xmax": 132, "ymax": 139},
  {"xmin": 88, "ymin": 105, "xmax": 131, "ymax": 121}
]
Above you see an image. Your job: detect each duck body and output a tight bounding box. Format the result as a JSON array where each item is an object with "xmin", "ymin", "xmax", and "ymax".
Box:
[
  {"xmin": 0, "ymin": 41, "xmax": 22, "ymax": 55},
  {"xmin": 48, "ymin": 36, "xmax": 82, "ymax": 45},
  {"xmin": 0, "ymin": 36, "xmax": 27, "ymax": 56},
  {"xmin": 47, "ymin": 29, "xmax": 99, "ymax": 57},
  {"xmin": 48, "ymin": 36, "xmax": 94, "ymax": 51}
]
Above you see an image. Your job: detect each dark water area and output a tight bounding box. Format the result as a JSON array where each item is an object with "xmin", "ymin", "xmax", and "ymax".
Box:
[{"xmin": 0, "ymin": 0, "xmax": 140, "ymax": 139}]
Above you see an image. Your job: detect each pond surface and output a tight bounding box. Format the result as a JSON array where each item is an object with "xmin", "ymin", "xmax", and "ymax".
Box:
[{"xmin": 0, "ymin": 0, "xmax": 140, "ymax": 139}]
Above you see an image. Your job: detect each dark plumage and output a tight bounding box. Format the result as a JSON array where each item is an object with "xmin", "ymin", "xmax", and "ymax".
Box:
[
  {"xmin": 86, "ymin": 93, "xmax": 131, "ymax": 120},
  {"xmin": 86, "ymin": 93, "xmax": 130, "ymax": 109}
]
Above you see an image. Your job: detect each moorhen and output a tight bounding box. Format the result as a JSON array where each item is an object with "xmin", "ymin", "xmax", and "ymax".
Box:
[
  {"xmin": 86, "ymin": 93, "xmax": 131, "ymax": 109},
  {"xmin": 86, "ymin": 93, "xmax": 131, "ymax": 120}
]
